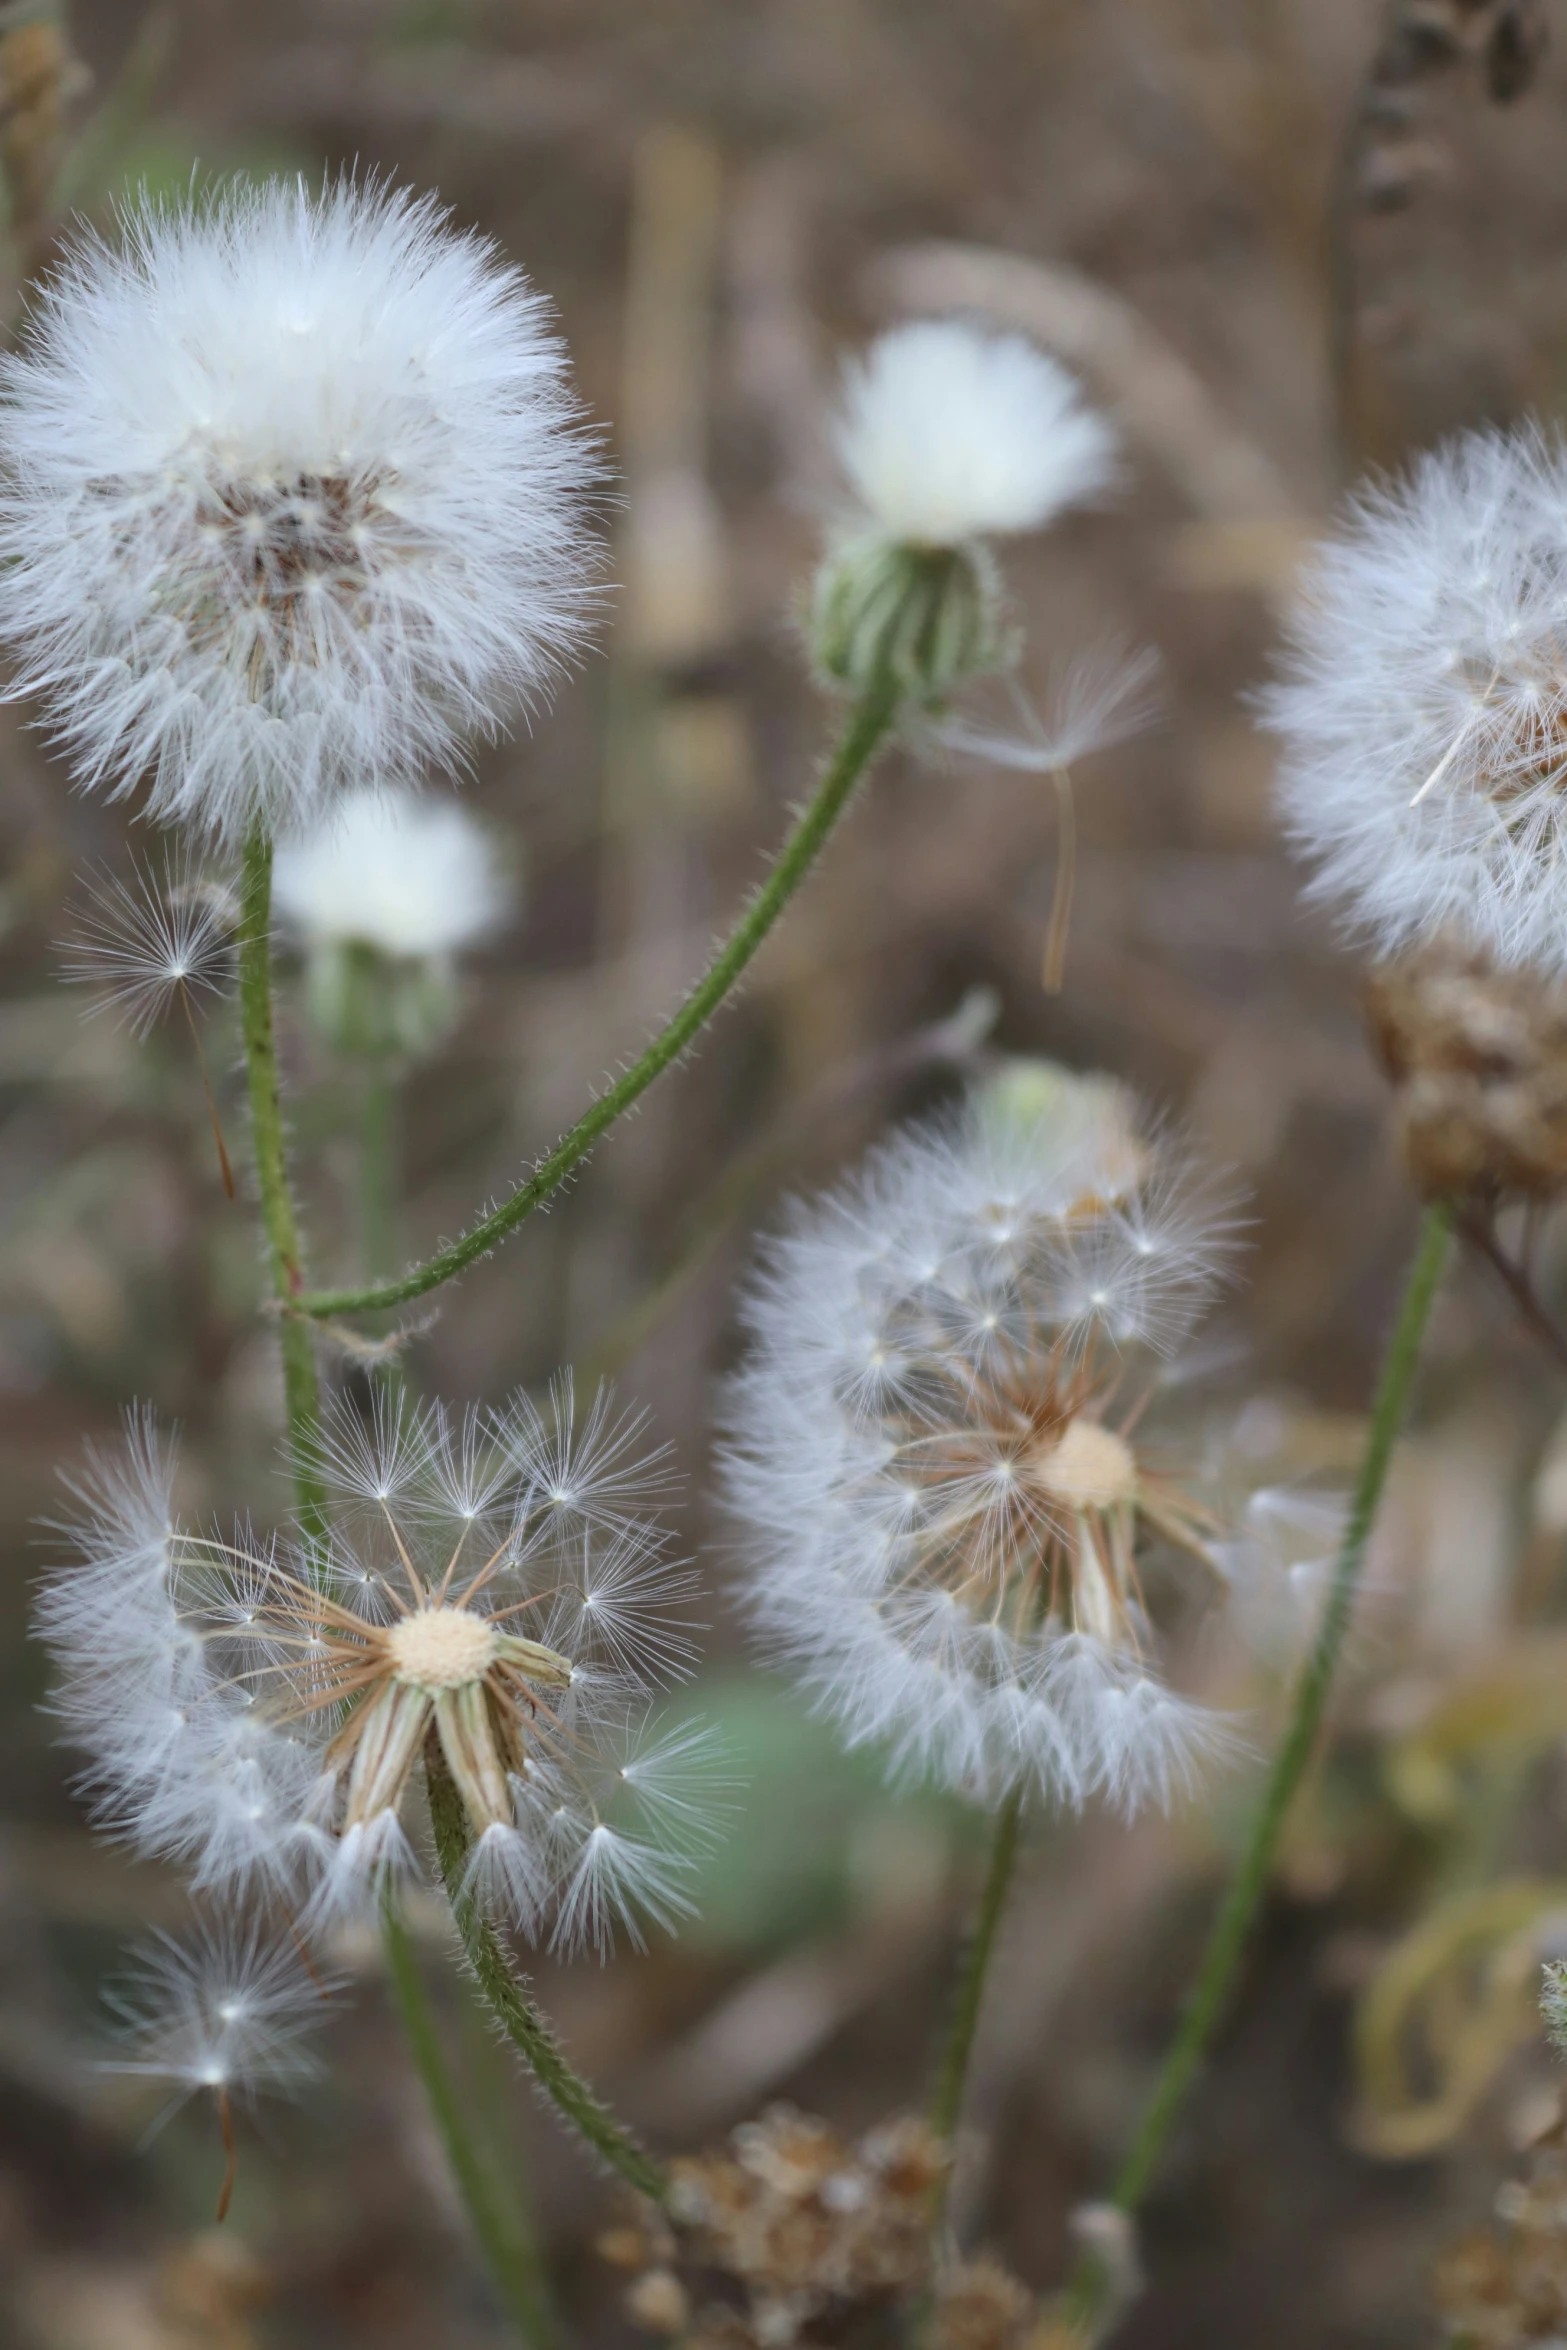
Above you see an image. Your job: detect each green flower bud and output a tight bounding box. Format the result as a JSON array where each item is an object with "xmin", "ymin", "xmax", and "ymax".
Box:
[{"xmin": 809, "ymin": 534, "xmax": 1011, "ymax": 705}]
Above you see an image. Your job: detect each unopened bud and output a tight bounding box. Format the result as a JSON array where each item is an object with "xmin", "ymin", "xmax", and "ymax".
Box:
[{"xmin": 810, "ymin": 534, "xmax": 1009, "ymax": 705}]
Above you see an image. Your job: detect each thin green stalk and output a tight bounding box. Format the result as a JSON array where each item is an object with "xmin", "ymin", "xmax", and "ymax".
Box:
[
  {"xmin": 929, "ymin": 1787, "xmax": 1025, "ymax": 2189},
  {"xmin": 293, "ymin": 684, "xmax": 899, "ymax": 1321},
  {"xmin": 361, "ymin": 1057, "xmax": 399, "ymax": 1285},
  {"xmin": 382, "ymin": 1895, "xmax": 556, "ymax": 2345},
  {"xmin": 425, "ymin": 1741, "xmax": 668, "ymax": 2205},
  {"xmin": 236, "ymin": 822, "xmax": 326, "ymax": 1529},
  {"xmin": 1066, "ymin": 1204, "xmax": 1452, "ymax": 2329}
]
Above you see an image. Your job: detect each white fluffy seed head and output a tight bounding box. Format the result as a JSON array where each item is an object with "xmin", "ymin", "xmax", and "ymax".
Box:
[
  {"xmin": 0, "ymin": 176, "xmax": 601, "ymax": 846},
  {"xmin": 720, "ymin": 1070, "xmax": 1242, "ymax": 1817},
  {"xmin": 1265, "ymin": 426, "xmax": 1567, "ymax": 972},
  {"xmin": 832, "ymin": 321, "xmax": 1115, "ymax": 550},
  {"xmin": 272, "ymin": 784, "xmax": 514, "ymax": 960}
]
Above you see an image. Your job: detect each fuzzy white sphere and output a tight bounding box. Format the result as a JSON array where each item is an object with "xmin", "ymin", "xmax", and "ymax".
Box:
[
  {"xmin": 1265, "ymin": 428, "xmax": 1567, "ymax": 972},
  {"xmin": 832, "ymin": 321, "xmax": 1115, "ymax": 549},
  {"xmin": 0, "ymin": 178, "xmax": 600, "ymax": 846},
  {"xmin": 721, "ymin": 1074, "xmax": 1240, "ymax": 1817},
  {"xmin": 272, "ymin": 784, "xmax": 512, "ymax": 960}
]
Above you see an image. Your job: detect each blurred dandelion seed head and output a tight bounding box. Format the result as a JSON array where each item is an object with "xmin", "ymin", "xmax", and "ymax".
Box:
[
  {"xmin": 272, "ymin": 783, "xmax": 515, "ymax": 961},
  {"xmin": 0, "ymin": 177, "xmax": 601, "ymax": 845},
  {"xmin": 833, "ymin": 321, "xmax": 1115, "ymax": 550}
]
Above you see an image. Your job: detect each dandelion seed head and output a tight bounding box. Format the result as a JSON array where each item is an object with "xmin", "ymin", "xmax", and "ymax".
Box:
[
  {"xmin": 41, "ymin": 1386, "xmax": 709, "ymax": 1956},
  {"xmin": 1264, "ymin": 425, "xmax": 1567, "ymax": 971},
  {"xmin": 721, "ymin": 1076, "xmax": 1243, "ymax": 1814},
  {"xmin": 0, "ymin": 177, "xmax": 600, "ymax": 845}
]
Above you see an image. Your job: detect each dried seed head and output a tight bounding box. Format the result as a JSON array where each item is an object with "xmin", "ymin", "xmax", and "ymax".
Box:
[{"xmin": 1365, "ymin": 939, "xmax": 1567, "ymax": 1201}]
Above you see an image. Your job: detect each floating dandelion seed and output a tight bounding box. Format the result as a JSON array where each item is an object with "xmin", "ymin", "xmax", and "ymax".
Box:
[
  {"xmin": 1264, "ymin": 425, "xmax": 1567, "ymax": 973},
  {"xmin": 40, "ymin": 1384, "xmax": 716, "ymax": 1955},
  {"xmin": 103, "ymin": 1915, "xmax": 332, "ymax": 2218},
  {"xmin": 63, "ymin": 854, "xmax": 239, "ymax": 1192},
  {"xmin": 932, "ymin": 643, "xmax": 1161, "ymax": 990},
  {"xmin": 721, "ymin": 1072, "xmax": 1244, "ymax": 1814},
  {"xmin": 0, "ymin": 177, "xmax": 601, "ymax": 845}
]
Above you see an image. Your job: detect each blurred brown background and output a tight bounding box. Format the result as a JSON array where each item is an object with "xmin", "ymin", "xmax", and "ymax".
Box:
[{"xmin": 6, "ymin": 1, "xmax": 1567, "ymax": 2343}]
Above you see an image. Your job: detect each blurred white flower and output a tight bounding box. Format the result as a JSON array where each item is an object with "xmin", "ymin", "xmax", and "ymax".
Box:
[
  {"xmin": 1265, "ymin": 426, "xmax": 1567, "ymax": 971},
  {"xmin": 39, "ymin": 1383, "xmax": 716, "ymax": 1957},
  {"xmin": 272, "ymin": 785, "xmax": 513, "ymax": 960},
  {"xmin": 833, "ymin": 321, "xmax": 1115, "ymax": 549},
  {"xmin": 721, "ymin": 1072, "xmax": 1243, "ymax": 1816},
  {"xmin": 0, "ymin": 177, "xmax": 600, "ymax": 846}
]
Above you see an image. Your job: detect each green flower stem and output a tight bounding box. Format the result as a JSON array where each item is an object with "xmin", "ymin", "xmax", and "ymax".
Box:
[
  {"xmin": 293, "ymin": 683, "xmax": 900, "ymax": 1321},
  {"xmin": 929, "ymin": 1785, "xmax": 1024, "ymax": 2212},
  {"xmin": 236, "ymin": 823, "xmax": 326, "ymax": 1531},
  {"xmin": 361, "ymin": 1057, "xmax": 399, "ymax": 1286},
  {"xmin": 425, "ymin": 1741, "xmax": 668, "ymax": 2205},
  {"xmin": 382, "ymin": 1895, "xmax": 556, "ymax": 2346},
  {"xmin": 1067, "ymin": 1203, "xmax": 1453, "ymax": 2329}
]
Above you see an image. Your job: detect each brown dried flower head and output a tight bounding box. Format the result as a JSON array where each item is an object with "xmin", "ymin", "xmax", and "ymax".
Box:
[
  {"xmin": 1365, "ymin": 939, "xmax": 1567, "ymax": 1202},
  {"xmin": 1434, "ymin": 2124, "xmax": 1567, "ymax": 2346}
]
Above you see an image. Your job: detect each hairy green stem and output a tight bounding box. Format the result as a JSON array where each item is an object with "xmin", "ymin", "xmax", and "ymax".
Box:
[
  {"xmin": 1067, "ymin": 1204, "xmax": 1452, "ymax": 2329},
  {"xmin": 425, "ymin": 1742, "xmax": 668, "ymax": 2204},
  {"xmin": 382, "ymin": 1896, "xmax": 556, "ymax": 2345},
  {"xmin": 929, "ymin": 1787, "xmax": 1024, "ymax": 2207},
  {"xmin": 236, "ymin": 823, "xmax": 325, "ymax": 1527},
  {"xmin": 293, "ymin": 685, "xmax": 899, "ymax": 1320}
]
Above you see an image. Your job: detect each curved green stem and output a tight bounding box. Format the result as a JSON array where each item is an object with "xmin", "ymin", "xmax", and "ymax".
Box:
[
  {"xmin": 425, "ymin": 1742, "xmax": 668, "ymax": 2205},
  {"xmin": 236, "ymin": 823, "xmax": 325, "ymax": 1528},
  {"xmin": 929, "ymin": 1786, "xmax": 1024, "ymax": 2212},
  {"xmin": 1067, "ymin": 1204, "xmax": 1452, "ymax": 2328},
  {"xmin": 382, "ymin": 1896, "xmax": 556, "ymax": 2344},
  {"xmin": 293, "ymin": 685, "xmax": 899, "ymax": 1321}
]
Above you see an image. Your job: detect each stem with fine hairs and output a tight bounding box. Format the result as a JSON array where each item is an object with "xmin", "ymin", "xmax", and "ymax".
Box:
[
  {"xmin": 291, "ymin": 682, "xmax": 900, "ymax": 1322},
  {"xmin": 235, "ymin": 822, "xmax": 326, "ymax": 1532},
  {"xmin": 1064, "ymin": 1204, "xmax": 1452, "ymax": 2329},
  {"xmin": 425, "ymin": 1740, "xmax": 668, "ymax": 2204},
  {"xmin": 382, "ymin": 1892, "xmax": 556, "ymax": 2344}
]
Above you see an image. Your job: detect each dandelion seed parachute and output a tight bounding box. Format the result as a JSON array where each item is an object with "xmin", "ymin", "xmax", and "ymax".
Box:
[
  {"xmin": 720, "ymin": 1073, "xmax": 1244, "ymax": 1815},
  {"xmin": 0, "ymin": 177, "xmax": 601, "ymax": 846},
  {"xmin": 103, "ymin": 1914, "xmax": 331, "ymax": 2111},
  {"xmin": 39, "ymin": 1386, "xmax": 716, "ymax": 1955},
  {"xmin": 1264, "ymin": 425, "xmax": 1567, "ymax": 973},
  {"xmin": 63, "ymin": 854, "xmax": 236, "ymax": 1036}
]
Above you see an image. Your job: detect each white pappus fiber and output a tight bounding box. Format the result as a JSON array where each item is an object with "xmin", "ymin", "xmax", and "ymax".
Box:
[
  {"xmin": 272, "ymin": 783, "xmax": 513, "ymax": 960},
  {"xmin": 1265, "ymin": 426, "xmax": 1567, "ymax": 973},
  {"xmin": 0, "ymin": 177, "xmax": 601, "ymax": 846},
  {"xmin": 833, "ymin": 320, "xmax": 1116, "ymax": 550},
  {"xmin": 720, "ymin": 1072, "xmax": 1245, "ymax": 1817}
]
